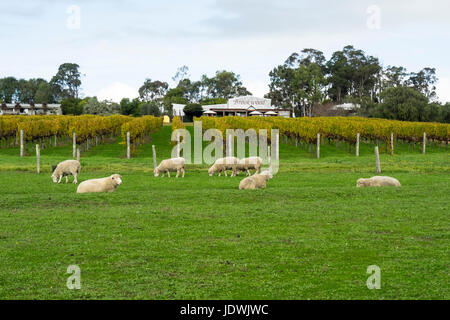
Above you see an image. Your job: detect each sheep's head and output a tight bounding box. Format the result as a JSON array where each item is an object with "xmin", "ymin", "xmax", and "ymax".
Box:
[
  {"xmin": 154, "ymin": 168, "xmax": 160, "ymax": 177},
  {"xmin": 208, "ymin": 166, "xmax": 215, "ymax": 176},
  {"xmin": 356, "ymin": 178, "xmax": 367, "ymax": 187},
  {"xmin": 261, "ymin": 170, "xmax": 273, "ymax": 180},
  {"xmin": 51, "ymin": 173, "xmax": 58, "ymax": 183},
  {"xmin": 111, "ymin": 174, "xmax": 123, "ymax": 185}
]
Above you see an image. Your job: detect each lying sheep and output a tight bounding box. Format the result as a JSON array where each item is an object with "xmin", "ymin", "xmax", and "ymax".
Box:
[
  {"xmin": 239, "ymin": 170, "xmax": 273, "ymax": 190},
  {"xmin": 51, "ymin": 160, "xmax": 81, "ymax": 184},
  {"xmin": 208, "ymin": 157, "xmax": 239, "ymax": 177},
  {"xmin": 77, "ymin": 174, "xmax": 123, "ymax": 193},
  {"xmin": 357, "ymin": 176, "xmax": 401, "ymax": 187},
  {"xmin": 154, "ymin": 157, "xmax": 186, "ymax": 178},
  {"xmin": 236, "ymin": 156, "xmax": 262, "ymax": 176}
]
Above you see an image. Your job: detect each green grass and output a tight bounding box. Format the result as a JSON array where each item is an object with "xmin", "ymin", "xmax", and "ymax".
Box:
[{"xmin": 0, "ymin": 125, "xmax": 449, "ymax": 299}]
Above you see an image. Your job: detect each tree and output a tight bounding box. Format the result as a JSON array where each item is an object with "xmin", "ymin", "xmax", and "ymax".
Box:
[
  {"xmin": 202, "ymin": 71, "xmax": 251, "ymax": 99},
  {"xmin": 375, "ymin": 86, "xmax": 428, "ymax": 121},
  {"xmin": 140, "ymin": 101, "xmax": 162, "ymax": 116},
  {"xmin": 138, "ymin": 79, "xmax": 169, "ymax": 102},
  {"xmin": 0, "ymin": 77, "xmax": 19, "ymax": 103},
  {"xmin": 61, "ymin": 98, "xmax": 83, "ymax": 115},
  {"xmin": 50, "ymin": 63, "xmax": 82, "ymax": 101},
  {"xmin": 34, "ymin": 81, "xmax": 53, "ymax": 103},
  {"xmin": 326, "ymin": 45, "xmax": 381, "ymax": 102},
  {"xmin": 172, "ymin": 65, "xmax": 190, "ymax": 84},
  {"xmin": 183, "ymin": 103, "xmax": 204, "ymax": 122},
  {"xmin": 268, "ymin": 49, "xmax": 327, "ymax": 116},
  {"xmin": 120, "ymin": 98, "xmax": 141, "ymax": 116},
  {"xmin": 407, "ymin": 67, "xmax": 438, "ymax": 101},
  {"xmin": 82, "ymin": 97, "xmax": 120, "ymax": 115}
]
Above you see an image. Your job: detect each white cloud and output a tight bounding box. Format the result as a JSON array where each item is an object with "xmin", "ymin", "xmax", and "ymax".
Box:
[
  {"xmin": 436, "ymin": 76, "xmax": 450, "ymax": 103},
  {"xmin": 95, "ymin": 82, "xmax": 138, "ymax": 103}
]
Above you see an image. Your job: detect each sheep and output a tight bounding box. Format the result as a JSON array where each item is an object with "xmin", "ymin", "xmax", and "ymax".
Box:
[
  {"xmin": 239, "ymin": 170, "xmax": 273, "ymax": 190},
  {"xmin": 77, "ymin": 174, "xmax": 123, "ymax": 193},
  {"xmin": 51, "ymin": 160, "xmax": 81, "ymax": 184},
  {"xmin": 208, "ymin": 157, "xmax": 239, "ymax": 177},
  {"xmin": 356, "ymin": 176, "xmax": 401, "ymax": 187},
  {"xmin": 236, "ymin": 156, "xmax": 262, "ymax": 176},
  {"xmin": 154, "ymin": 157, "xmax": 186, "ymax": 178}
]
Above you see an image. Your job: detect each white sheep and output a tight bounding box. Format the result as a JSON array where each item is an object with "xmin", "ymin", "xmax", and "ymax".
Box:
[
  {"xmin": 357, "ymin": 176, "xmax": 401, "ymax": 187},
  {"xmin": 51, "ymin": 160, "xmax": 81, "ymax": 184},
  {"xmin": 154, "ymin": 157, "xmax": 186, "ymax": 178},
  {"xmin": 208, "ymin": 157, "xmax": 239, "ymax": 177},
  {"xmin": 236, "ymin": 156, "xmax": 262, "ymax": 176},
  {"xmin": 239, "ymin": 170, "xmax": 273, "ymax": 190},
  {"xmin": 77, "ymin": 174, "xmax": 123, "ymax": 193}
]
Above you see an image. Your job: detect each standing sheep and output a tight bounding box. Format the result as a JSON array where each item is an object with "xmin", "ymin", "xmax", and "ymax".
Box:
[
  {"xmin": 356, "ymin": 176, "xmax": 401, "ymax": 187},
  {"xmin": 154, "ymin": 157, "xmax": 186, "ymax": 178},
  {"xmin": 77, "ymin": 174, "xmax": 123, "ymax": 193},
  {"xmin": 51, "ymin": 160, "xmax": 81, "ymax": 184},
  {"xmin": 239, "ymin": 170, "xmax": 273, "ymax": 190},
  {"xmin": 208, "ymin": 157, "xmax": 239, "ymax": 177},
  {"xmin": 236, "ymin": 156, "xmax": 262, "ymax": 176}
]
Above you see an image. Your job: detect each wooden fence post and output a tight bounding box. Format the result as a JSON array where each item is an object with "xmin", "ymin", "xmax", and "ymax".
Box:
[
  {"xmin": 356, "ymin": 133, "xmax": 360, "ymax": 157},
  {"xmin": 76, "ymin": 147, "xmax": 80, "ymax": 162},
  {"xmin": 20, "ymin": 129, "xmax": 24, "ymax": 157},
  {"xmin": 423, "ymin": 132, "xmax": 426, "ymax": 154},
  {"xmin": 268, "ymin": 145, "xmax": 271, "ymax": 167},
  {"xmin": 390, "ymin": 132, "xmax": 394, "ymax": 155},
  {"xmin": 126, "ymin": 131, "xmax": 131, "ymax": 159},
  {"xmin": 72, "ymin": 132, "xmax": 76, "ymax": 158},
  {"xmin": 375, "ymin": 146, "xmax": 381, "ymax": 173},
  {"xmin": 36, "ymin": 144, "xmax": 40, "ymax": 173},
  {"xmin": 152, "ymin": 145, "xmax": 157, "ymax": 169},
  {"xmin": 316, "ymin": 133, "xmax": 320, "ymax": 159}
]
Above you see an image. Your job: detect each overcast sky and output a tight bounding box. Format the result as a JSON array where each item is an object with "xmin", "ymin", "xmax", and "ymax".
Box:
[{"xmin": 1, "ymin": 0, "xmax": 449, "ymax": 102}]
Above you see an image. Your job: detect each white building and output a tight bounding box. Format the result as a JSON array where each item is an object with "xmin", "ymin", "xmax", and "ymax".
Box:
[
  {"xmin": 0, "ymin": 103, "xmax": 62, "ymax": 116},
  {"xmin": 172, "ymin": 96, "xmax": 291, "ymax": 118}
]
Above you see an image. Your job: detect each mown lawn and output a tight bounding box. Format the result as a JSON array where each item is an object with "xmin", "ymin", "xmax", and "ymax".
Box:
[{"xmin": 0, "ymin": 125, "xmax": 448, "ymax": 299}]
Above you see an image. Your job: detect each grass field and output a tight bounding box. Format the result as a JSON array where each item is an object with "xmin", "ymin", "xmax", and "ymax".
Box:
[{"xmin": 0, "ymin": 125, "xmax": 449, "ymax": 299}]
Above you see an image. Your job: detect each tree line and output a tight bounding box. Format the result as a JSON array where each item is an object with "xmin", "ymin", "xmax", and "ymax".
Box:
[{"xmin": 1, "ymin": 45, "xmax": 448, "ymax": 123}]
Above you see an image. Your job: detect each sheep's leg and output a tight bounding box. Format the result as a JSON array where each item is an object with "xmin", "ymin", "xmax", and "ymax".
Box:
[
  {"xmin": 167, "ymin": 171, "xmax": 170, "ymax": 178},
  {"xmin": 247, "ymin": 169, "xmax": 251, "ymax": 176},
  {"xmin": 65, "ymin": 176, "xmax": 69, "ymax": 184},
  {"xmin": 224, "ymin": 170, "xmax": 228, "ymax": 177},
  {"xmin": 73, "ymin": 172, "xmax": 78, "ymax": 184},
  {"xmin": 181, "ymin": 168, "xmax": 185, "ymax": 178},
  {"xmin": 58, "ymin": 176, "xmax": 62, "ymax": 183},
  {"xmin": 176, "ymin": 169, "xmax": 180, "ymax": 178}
]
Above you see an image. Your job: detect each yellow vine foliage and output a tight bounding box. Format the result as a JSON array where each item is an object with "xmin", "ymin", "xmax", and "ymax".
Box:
[
  {"xmin": 121, "ymin": 116, "xmax": 163, "ymax": 144},
  {"xmin": 171, "ymin": 116, "xmax": 185, "ymax": 145},
  {"xmin": 194, "ymin": 116, "xmax": 449, "ymax": 144}
]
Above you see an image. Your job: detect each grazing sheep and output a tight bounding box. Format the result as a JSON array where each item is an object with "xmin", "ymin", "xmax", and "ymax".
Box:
[
  {"xmin": 239, "ymin": 170, "xmax": 273, "ymax": 190},
  {"xmin": 236, "ymin": 156, "xmax": 262, "ymax": 176},
  {"xmin": 77, "ymin": 174, "xmax": 123, "ymax": 193},
  {"xmin": 357, "ymin": 176, "xmax": 401, "ymax": 187},
  {"xmin": 208, "ymin": 157, "xmax": 239, "ymax": 177},
  {"xmin": 51, "ymin": 160, "xmax": 81, "ymax": 184},
  {"xmin": 154, "ymin": 157, "xmax": 186, "ymax": 178}
]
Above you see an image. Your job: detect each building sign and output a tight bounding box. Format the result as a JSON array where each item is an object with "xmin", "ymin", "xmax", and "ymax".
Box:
[{"xmin": 228, "ymin": 96, "xmax": 271, "ymax": 108}]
